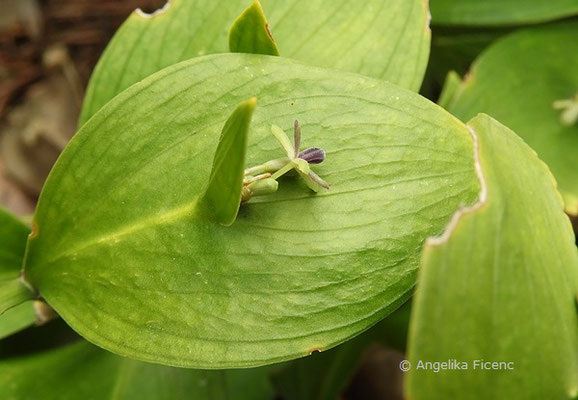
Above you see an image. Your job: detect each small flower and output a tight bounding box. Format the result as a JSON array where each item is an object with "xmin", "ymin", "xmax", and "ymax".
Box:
[
  {"xmin": 242, "ymin": 120, "xmax": 329, "ymax": 201},
  {"xmin": 269, "ymin": 120, "xmax": 330, "ymax": 191}
]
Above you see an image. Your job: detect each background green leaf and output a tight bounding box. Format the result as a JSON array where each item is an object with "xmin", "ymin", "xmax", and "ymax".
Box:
[
  {"xmin": 272, "ymin": 303, "xmax": 411, "ymax": 400},
  {"xmin": 431, "ymin": 0, "xmax": 578, "ymax": 26},
  {"xmin": 0, "ymin": 208, "xmax": 35, "ymax": 335},
  {"xmin": 229, "ymin": 1, "xmax": 280, "ymax": 56},
  {"xmin": 0, "ymin": 279, "xmax": 34, "ymax": 315},
  {"xmin": 0, "ymin": 302, "xmax": 35, "ymax": 340},
  {"xmin": 437, "ymin": 71, "xmax": 461, "ymax": 110},
  {"xmin": 272, "ymin": 331, "xmax": 372, "ymax": 400},
  {"xmin": 444, "ymin": 22, "xmax": 578, "ymax": 215},
  {"xmin": 259, "ymin": 0, "xmax": 430, "ymax": 90},
  {"xmin": 0, "ymin": 340, "xmax": 274, "ymax": 400},
  {"xmin": 79, "ymin": 0, "xmax": 430, "ymax": 124},
  {"xmin": 201, "ymin": 97, "xmax": 255, "ymax": 226},
  {"xmin": 406, "ymin": 114, "xmax": 578, "ymax": 399},
  {"xmin": 0, "ymin": 207, "xmax": 29, "ymax": 280},
  {"xmin": 26, "ymin": 54, "xmax": 479, "ymax": 367},
  {"xmin": 422, "ymin": 26, "xmax": 512, "ymax": 96}
]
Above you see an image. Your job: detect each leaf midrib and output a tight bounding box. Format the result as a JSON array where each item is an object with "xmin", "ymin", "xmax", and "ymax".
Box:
[{"xmin": 40, "ymin": 200, "xmax": 199, "ymax": 268}]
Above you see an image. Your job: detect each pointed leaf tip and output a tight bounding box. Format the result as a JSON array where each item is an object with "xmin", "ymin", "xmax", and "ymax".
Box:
[
  {"xmin": 229, "ymin": 0, "xmax": 280, "ymax": 56},
  {"xmin": 202, "ymin": 98, "xmax": 257, "ymax": 226}
]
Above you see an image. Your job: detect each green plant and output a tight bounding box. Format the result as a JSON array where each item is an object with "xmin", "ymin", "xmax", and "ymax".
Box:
[{"xmin": 1, "ymin": 1, "xmax": 577, "ymax": 399}]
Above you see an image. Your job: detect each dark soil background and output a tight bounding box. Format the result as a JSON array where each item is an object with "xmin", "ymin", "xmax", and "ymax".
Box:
[{"xmin": 0, "ymin": 0, "xmax": 166, "ymax": 215}]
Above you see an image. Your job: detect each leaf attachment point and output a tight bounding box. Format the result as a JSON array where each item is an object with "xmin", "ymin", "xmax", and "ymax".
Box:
[
  {"xmin": 201, "ymin": 97, "xmax": 257, "ymax": 226},
  {"xmin": 229, "ymin": 0, "xmax": 280, "ymax": 56}
]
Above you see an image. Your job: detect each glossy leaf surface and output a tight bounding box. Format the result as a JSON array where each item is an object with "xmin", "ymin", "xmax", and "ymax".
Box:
[
  {"xmin": 79, "ymin": 0, "xmax": 430, "ymax": 123},
  {"xmin": 26, "ymin": 54, "xmax": 479, "ymax": 367},
  {"xmin": 406, "ymin": 114, "xmax": 578, "ymax": 399}
]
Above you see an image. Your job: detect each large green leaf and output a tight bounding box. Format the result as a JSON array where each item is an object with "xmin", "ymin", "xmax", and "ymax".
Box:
[
  {"xmin": 25, "ymin": 54, "xmax": 479, "ymax": 367},
  {"xmin": 445, "ymin": 23, "xmax": 578, "ymax": 215},
  {"xmin": 79, "ymin": 0, "xmax": 430, "ymax": 124},
  {"xmin": 0, "ymin": 340, "xmax": 274, "ymax": 400},
  {"xmin": 431, "ymin": 0, "xmax": 578, "ymax": 26},
  {"xmin": 406, "ymin": 114, "xmax": 578, "ymax": 399}
]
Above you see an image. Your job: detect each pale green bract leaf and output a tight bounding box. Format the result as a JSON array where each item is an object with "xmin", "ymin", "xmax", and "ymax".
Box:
[
  {"xmin": 0, "ymin": 340, "xmax": 274, "ymax": 400},
  {"xmin": 446, "ymin": 23, "xmax": 578, "ymax": 215},
  {"xmin": 201, "ymin": 98, "xmax": 256, "ymax": 226},
  {"xmin": 79, "ymin": 0, "xmax": 430, "ymax": 124},
  {"xmin": 229, "ymin": 0, "xmax": 280, "ymax": 56},
  {"xmin": 406, "ymin": 114, "xmax": 578, "ymax": 399},
  {"xmin": 431, "ymin": 0, "xmax": 578, "ymax": 26},
  {"xmin": 25, "ymin": 54, "xmax": 479, "ymax": 368}
]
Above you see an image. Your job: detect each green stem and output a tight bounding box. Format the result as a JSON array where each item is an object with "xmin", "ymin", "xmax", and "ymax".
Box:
[
  {"xmin": 0, "ymin": 278, "xmax": 35, "ymax": 316},
  {"xmin": 244, "ymin": 158, "xmax": 288, "ymax": 176}
]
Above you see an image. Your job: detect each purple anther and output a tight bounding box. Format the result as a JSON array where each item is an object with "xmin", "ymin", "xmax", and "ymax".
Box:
[{"xmin": 298, "ymin": 147, "xmax": 326, "ymax": 164}]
